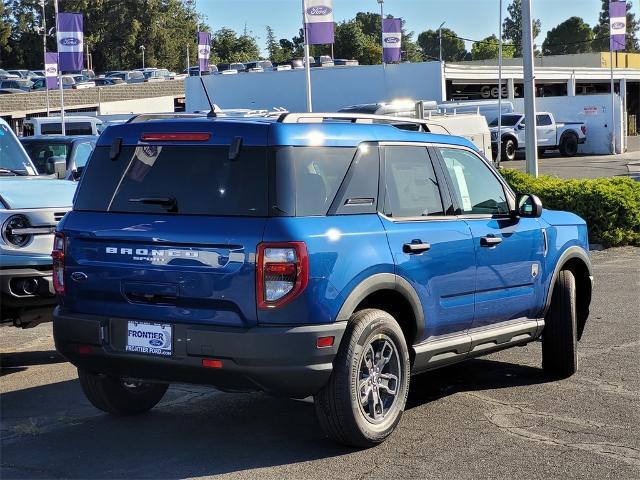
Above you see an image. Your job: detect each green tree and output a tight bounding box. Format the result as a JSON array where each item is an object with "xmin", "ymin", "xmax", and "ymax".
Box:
[
  {"xmin": 542, "ymin": 17, "xmax": 593, "ymax": 55},
  {"xmin": 265, "ymin": 26, "xmax": 285, "ymax": 63},
  {"xmin": 211, "ymin": 28, "xmax": 260, "ymax": 63},
  {"xmin": 334, "ymin": 20, "xmax": 367, "ymax": 61},
  {"xmin": 471, "ymin": 35, "xmax": 515, "ymax": 60},
  {"xmin": 592, "ymin": 0, "xmax": 639, "ymax": 52},
  {"xmin": 503, "ymin": 0, "xmax": 542, "ymax": 57},
  {"xmin": 417, "ymin": 28, "xmax": 466, "ymax": 61},
  {"xmin": 0, "ymin": 1, "xmax": 13, "ymax": 66}
]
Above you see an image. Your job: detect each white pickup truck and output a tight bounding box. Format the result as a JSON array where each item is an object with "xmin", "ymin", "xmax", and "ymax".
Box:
[{"xmin": 490, "ymin": 112, "xmax": 587, "ymax": 161}]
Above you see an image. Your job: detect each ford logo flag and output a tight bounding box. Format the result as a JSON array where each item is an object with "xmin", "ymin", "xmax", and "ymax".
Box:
[
  {"xmin": 306, "ymin": 6, "xmax": 332, "ymax": 16},
  {"xmin": 46, "ymin": 66, "xmax": 57, "ymax": 74},
  {"xmin": 59, "ymin": 37, "xmax": 81, "ymax": 46},
  {"xmin": 384, "ymin": 37, "xmax": 400, "ymax": 44},
  {"xmin": 612, "ymin": 21, "xmax": 625, "ymax": 30},
  {"xmin": 199, "ymin": 48, "xmax": 210, "ymax": 55}
]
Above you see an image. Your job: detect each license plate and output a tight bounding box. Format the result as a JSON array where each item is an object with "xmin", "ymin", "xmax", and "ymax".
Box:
[{"xmin": 126, "ymin": 321, "xmax": 172, "ymax": 357}]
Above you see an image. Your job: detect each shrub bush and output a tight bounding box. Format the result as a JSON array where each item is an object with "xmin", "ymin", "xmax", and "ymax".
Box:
[{"xmin": 500, "ymin": 169, "xmax": 640, "ymax": 247}]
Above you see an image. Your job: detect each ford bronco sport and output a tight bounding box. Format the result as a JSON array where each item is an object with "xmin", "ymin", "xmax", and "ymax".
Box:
[{"xmin": 53, "ymin": 112, "xmax": 593, "ymax": 447}]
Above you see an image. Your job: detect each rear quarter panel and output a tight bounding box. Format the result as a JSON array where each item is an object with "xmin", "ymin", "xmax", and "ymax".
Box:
[{"xmin": 259, "ymin": 215, "xmax": 393, "ymax": 325}]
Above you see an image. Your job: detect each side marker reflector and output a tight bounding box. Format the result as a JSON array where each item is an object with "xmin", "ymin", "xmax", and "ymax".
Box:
[
  {"xmin": 316, "ymin": 336, "xmax": 334, "ymax": 349},
  {"xmin": 202, "ymin": 359, "xmax": 223, "ymax": 369}
]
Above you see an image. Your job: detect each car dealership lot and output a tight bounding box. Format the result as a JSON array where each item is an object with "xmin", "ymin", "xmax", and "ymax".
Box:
[{"xmin": 1, "ymin": 247, "xmax": 639, "ymax": 480}]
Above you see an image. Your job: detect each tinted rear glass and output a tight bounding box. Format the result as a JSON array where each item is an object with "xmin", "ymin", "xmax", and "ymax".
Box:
[
  {"xmin": 22, "ymin": 141, "xmax": 70, "ymax": 172},
  {"xmin": 41, "ymin": 122, "xmax": 94, "ymax": 135},
  {"xmin": 74, "ymin": 145, "xmax": 268, "ymax": 216}
]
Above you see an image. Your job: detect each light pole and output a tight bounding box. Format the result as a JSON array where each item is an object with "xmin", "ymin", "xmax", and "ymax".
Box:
[
  {"xmin": 521, "ymin": 0, "xmax": 538, "ymax": 177},
  {"xmin": 377, "ymin": 0, "xmax": 384, "ymax": 68},
  {"xmin": 140, "ymin": 45, "xmax": 145, "ymax": 69},
  {"xmin": 438, "ymin": 21, "xmax": 446, "ymax": 62}
]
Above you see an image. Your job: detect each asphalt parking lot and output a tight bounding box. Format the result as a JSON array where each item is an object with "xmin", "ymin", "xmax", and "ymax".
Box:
[
  {"xmin": 506, "ymin": 148, "xmax": 640, "ymax": 179},
  {"xmin": 1, "ymin": 247, "xmax": 639, "ymax": 480}
]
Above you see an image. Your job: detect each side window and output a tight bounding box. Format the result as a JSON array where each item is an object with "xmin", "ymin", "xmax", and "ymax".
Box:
[
  {"xmin": 384, "ymin": 146, "xmax": 444, "ymax": 218},
  {"xmin": 332, "ymin": 144, "xmax": 379, "ymax": 215},
  {"xmin": 72, "ymin": 142, "xmax": 94, "ymax": 168},
  {"xmin": 536, "ymin": 114, "xmax": 552, "ymax": 126},
  {"xmin": 440, "ymin": 148, "xmax": 509, "ymax": 215}
]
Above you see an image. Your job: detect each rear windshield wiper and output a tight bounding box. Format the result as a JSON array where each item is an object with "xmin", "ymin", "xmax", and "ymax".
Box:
[
  {"xmin": 0, "ymin": 168, "xmax": 28, "ymax": 176},
  {"xmin": 129, "ymin": 197, "xmax": 178, "ymax": 212}
]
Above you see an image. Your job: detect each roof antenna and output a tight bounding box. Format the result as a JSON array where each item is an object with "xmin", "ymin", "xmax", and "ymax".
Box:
[{"xmin": 199, "ymin": 76, "xmax": 217, "ymax": 118}]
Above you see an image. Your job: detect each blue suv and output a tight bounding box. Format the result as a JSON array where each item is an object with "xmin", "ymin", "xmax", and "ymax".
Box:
[{"xmin": 53, "ymin": 113, "xmax": 593, "ymax": 447}]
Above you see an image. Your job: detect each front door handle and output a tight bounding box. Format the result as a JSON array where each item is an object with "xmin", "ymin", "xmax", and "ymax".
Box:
[
  {"xmin": 480, "ymin": 236, "xmax": 502, "ymax": 247},
  {"xmin": 403, "ymin": 241, "xmax": 431, "ymax": 254}
]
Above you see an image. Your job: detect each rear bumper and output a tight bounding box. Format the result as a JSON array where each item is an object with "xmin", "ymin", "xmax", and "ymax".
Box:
[
  {"xmin": 53, "ymin": 309, "xmax": 346, "ymax": 398},
  {"xmin": 0, "ymin": 266, "xmax": 56, "ymax": 324}
]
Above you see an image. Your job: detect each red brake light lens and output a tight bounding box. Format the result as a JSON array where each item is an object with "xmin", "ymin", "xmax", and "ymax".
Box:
[
  {"xmin": 257, "ymin": 242, "xmax": 308, "ymax": 309},
  {"xmin": 140, "ymin": 132, "xmax": 211, "ymax": 142},
  {"xmin": 51, "ymin": 232, "xmax": 65, "ymax": 295}
]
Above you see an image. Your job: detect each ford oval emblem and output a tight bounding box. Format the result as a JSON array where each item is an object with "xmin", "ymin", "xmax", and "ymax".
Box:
[
  {"xmin": 384, "ymin": 37, "xmax": 400, "ymax": 44},
  {"xmin": 306, "ymin": 5, "xmax": 332, "ymax": 16},
  {"xmin": 46, "ymin": 66, "xmax": 57, "ymax": 73},
  {"xmin": 612, "ymin": 22, "xmax": 625, "ymax": 30},
  {"xmin": 149, "ymin": 339, "xmax": 163, "ymax": 347},
  {"xmin": 60, "ymin": 37, "xmax": 81, "ymax": 46},
  {"xmin": 199, "ymin": 48, "xmax": 210, "ymax": 55},
  {"xmin": 71, "ymin": 272, "xmax": 88, "ymax": 282}
]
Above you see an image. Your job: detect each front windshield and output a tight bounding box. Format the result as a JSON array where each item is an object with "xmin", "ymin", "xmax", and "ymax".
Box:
[
  {"xmin": 0, "ymin": 123, "xmax": 36, "ymax": 175},
  {"xmin": 489, "ymin": 114, "xmax": 522, "ymax": 127}
]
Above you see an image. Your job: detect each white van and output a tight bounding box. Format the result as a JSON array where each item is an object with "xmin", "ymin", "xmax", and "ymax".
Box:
[{"xmin": 22, "ymin": 116, "xmax": 102, "ymax": 137}]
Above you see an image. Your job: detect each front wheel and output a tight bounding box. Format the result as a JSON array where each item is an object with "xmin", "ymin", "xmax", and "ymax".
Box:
[
  {"xmin": 315, "ymin": 309, "xmax": 410, "ymax": 448},
  {"xmin": 502, "ymin": 138, "xmax": 517, "ymax": 161},
  {"xmin": 78, "ymin": 369, "xmax": 169, "ymax": 415},
  {"xmin": 542, "ymin": 270, "xmax": 578, "ymax": 379}
]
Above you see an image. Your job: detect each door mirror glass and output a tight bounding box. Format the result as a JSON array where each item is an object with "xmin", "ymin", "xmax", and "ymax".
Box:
[
  {"xmin": 518, "ymin": 123, "xmax": 525, "ymax": 130},
  {"xmin": 517, "ymin": 194, "xmax": 543, "ymax": 218}
]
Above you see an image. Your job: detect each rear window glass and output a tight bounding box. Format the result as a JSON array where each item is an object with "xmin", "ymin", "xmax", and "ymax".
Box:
[
  {"xmin": 275, "ymin": 147, "xmax": 355, "ymax": 217},
  {"xmin": 41, "ymin": 122, "xmax": 94, "ymax": 135},
  {"xmin": 22, "ymin": 142, "xmax": 69, "ymax": 173},
  {"xmin": 74, "ymin": 145, "xmax": 268, "ymax": 216}
]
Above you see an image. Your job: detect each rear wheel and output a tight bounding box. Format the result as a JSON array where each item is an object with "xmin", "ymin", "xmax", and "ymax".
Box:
[
  {"xmin": 538, "ymin": 147, "xmax": 546, "ymax": 157},
  {"xmin": 78, "ymin": 369, "xmax": 169, "ymax": 415},
  {"xmin": 559, "ymin": 134, "xmax": 578, "ymax": 157},
  {"xmin": 542, "ymin": 270, "xmax": 578, "ymax": 378},
  {"xmin": 315, "ymin": 309, "xmax": 410, "ymax": 448},
  {"xmin": 502, "ymin": 138, "xmax": 517, "ymax": 161}
]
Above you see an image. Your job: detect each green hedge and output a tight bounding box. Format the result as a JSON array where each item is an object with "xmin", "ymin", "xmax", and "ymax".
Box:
[{"xmin": 500, "ymin": 169, "xmax": 640, "ymax": 247}]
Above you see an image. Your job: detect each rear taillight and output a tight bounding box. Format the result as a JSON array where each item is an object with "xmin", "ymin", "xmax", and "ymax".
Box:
[
  {"xmin": 581, "ymin": 126, "xmax": 587, "ymax": 135},
  {"xmin": 257, "ymin": 242, "xmax": 308, "ymax": 309},
  {"xmin": 51, "ymin": 232, "xmax": 65, "ymax": 295}
]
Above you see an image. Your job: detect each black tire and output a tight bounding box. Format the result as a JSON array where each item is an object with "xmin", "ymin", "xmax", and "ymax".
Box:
[
  {"xmin": 542, "ymin": 270, "xmax": 578, "ymax": 379},
  {"xmin": 559, "ymin": 133, "xmax": 578, "ymax": 157},
  {"xmin": 538, "ymin": 147, "xmax": 546, "ymax": 157},
  {"xmin": 78, "ymin": 369, "xmax": 169, "ymax": 416},
  {"xmin": 315, "ymin": 309, "xmax": 410, "ymax": 448},
  {"xmin": 501, "ymin": 138, "xmax": 517, "ymax": 161}
]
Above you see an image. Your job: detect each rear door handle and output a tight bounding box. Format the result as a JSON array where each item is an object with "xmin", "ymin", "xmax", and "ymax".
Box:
[
  {"xmin": 480, "ymin": 236, "xmax": 502, "ymax": 247},
  {"xmin": 403, "ymin": 241, "xmax": 431, "ymax": 254}
]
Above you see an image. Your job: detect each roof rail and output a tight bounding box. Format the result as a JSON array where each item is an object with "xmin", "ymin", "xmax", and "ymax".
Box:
[{"xmin": 277, "ymin": 112, "xmax": 451, "ymax": 135}]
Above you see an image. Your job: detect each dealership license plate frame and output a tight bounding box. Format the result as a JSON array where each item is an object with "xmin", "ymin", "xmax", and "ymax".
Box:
[{"xmin": 126, "ymin": 321, "xmax": 173, "ymax": 357}]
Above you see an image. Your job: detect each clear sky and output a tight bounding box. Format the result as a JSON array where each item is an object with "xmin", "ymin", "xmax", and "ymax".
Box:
[{"xmin": 195, "ymin": 0, "xmax": 612, "ymax": 54}]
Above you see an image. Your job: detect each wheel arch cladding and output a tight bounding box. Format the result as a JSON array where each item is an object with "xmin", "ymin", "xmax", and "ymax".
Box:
[
  {"xmin": 545, "ymin": 248, "xmax": 593, "ymax": 341},
  {"xmin": 335, "ymin": 273, "xmax": 424, "ymax": 349}
]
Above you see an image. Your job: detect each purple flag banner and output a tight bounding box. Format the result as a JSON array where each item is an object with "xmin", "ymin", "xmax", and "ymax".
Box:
[
  {"xmin": 304, "ymin": 0, "xmax": 334, "ymax": 45},
  {"xmin": 197, "ymin": 32, "xmax": 211, "ymax": 73},
  {"xmin": 382, "ymin": 18, "xmax": 402, "ymax": 63},
  {"xmin": 44, "ymin": 52, "xmax": 59, "ymax": 89},
  {"xmin": 610, "ymin": 1, "xmax": 627, "ymax": 51},
  {"xmin": 57, "ymin": 13, "xmax": 83, "ymax": 72}
]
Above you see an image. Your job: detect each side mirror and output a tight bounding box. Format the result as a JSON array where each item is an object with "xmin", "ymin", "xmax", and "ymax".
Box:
[
  {"xmin": 518, "ymin": 123, "xmax": 525, "ymax": 130},
  {"xmin": 46, "ymin": 156, "xmax": 67, "ymax": 179},
  {"xmin": 516, "ymin": 194, "xmax": 543, "ymax": 218}
]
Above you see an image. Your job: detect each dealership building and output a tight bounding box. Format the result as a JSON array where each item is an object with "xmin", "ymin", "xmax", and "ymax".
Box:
[{"xmin": 187, "ymin": 52, "xmax": 640, "ymax": 154}]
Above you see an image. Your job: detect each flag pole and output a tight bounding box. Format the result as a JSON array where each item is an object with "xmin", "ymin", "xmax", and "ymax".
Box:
[
  {"xmin": 303, "ymin": 0, "xmax": 313, "ymax": 112},
  {"xmin": 496, "ymin": 0, "xmax": 503, "ymax": 167},
  {"xmin": 379, "ymin": 0, "xmax": 385, "ymax": 70},
  {"xmin": 610, "ymin": 47, "xmax": 616, "ymax": 154},
  {"xmin": 40, "ymin": 0, "xmax": 50, "ymax": 116},
  {"xmin": 53, "ymin": 0, "xmax": 65, "ymax": 135}
]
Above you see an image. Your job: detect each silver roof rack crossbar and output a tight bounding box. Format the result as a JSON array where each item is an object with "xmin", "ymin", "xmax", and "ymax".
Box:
[
  {"xmin": 277, "ymin": 112, "xmax": 451, "ymax": 135},
  {"xmin": 127, "ymin": 113, "xmax": 205, "ymax": 123}
]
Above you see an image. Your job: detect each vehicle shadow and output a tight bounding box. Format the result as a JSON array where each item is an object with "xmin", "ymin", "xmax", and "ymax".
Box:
[
  {"xmin": 0, "ymin": 357, "xmax": 550, "ymax": 479},
  {"xmin": 0, "ymin": 350, "xmax": 66, "ymax": 377}
]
